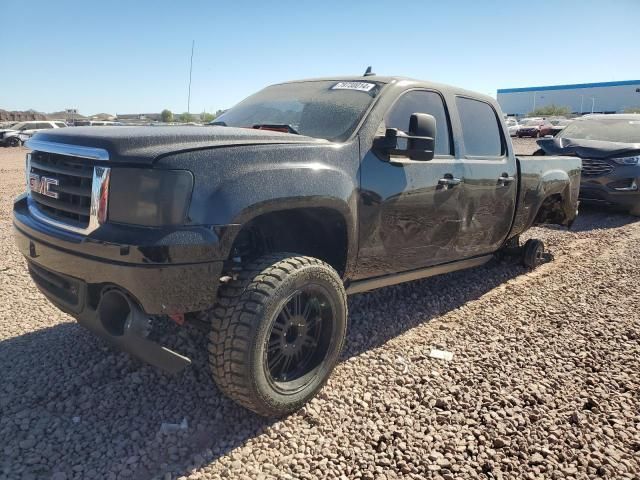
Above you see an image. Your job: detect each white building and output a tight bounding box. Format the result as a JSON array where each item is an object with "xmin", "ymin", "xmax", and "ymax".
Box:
[{"xmin": 497, "ymin": 80, "xmax": 640, "ymax": 117}]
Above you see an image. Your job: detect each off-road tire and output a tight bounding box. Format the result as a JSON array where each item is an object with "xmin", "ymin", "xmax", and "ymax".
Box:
[
  {"xmin": 522, "ymin": 239, "xmax": 545, "ymax": 269},
  {"xmin": 207, "ymin": 253, "xmax": 347, "ymax": 417}
]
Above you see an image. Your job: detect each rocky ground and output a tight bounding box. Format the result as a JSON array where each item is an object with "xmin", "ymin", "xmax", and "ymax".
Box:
[{"xmin": 1, "ymin": 141, "xmax": 639, "ymax": 479}]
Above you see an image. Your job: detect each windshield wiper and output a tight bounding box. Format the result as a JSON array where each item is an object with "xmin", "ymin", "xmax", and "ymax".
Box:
[{"xmin": 252, "ymin": 124, "xmax": 299, "ymax": 135}]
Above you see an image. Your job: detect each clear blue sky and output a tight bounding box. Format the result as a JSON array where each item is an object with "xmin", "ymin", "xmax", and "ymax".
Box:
[{"xmin": 1, "ymin": 0, "xmax": 638, "ymax": 115}]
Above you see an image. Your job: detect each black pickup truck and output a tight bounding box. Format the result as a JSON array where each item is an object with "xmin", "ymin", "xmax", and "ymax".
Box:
[{"xmin": 13, "ymin": 76, "xmax": 581, "ymax": 416}]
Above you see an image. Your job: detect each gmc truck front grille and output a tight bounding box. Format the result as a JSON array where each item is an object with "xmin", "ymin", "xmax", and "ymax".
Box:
[
  {"xmin": 581, "ymin": 158, "xmax": 614, "ymax": 177},
  {"xmin": 29, "ymin": 151, "xmax": 94, "ymax": 227},
  {"xmin": 25, "ymin": 140, "xmax": 110, "ymax": 234}
]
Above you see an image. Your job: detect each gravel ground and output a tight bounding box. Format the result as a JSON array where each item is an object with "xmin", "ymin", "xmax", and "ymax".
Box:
[
  {"xmin": 1, "ymin": 141, "xmax": 639, "ymax": 480},
  {"xmin": 511, "ymin": 136, "xmax": 540, "ymax": 156}
]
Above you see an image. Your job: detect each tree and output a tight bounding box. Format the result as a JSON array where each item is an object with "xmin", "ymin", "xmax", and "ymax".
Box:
[
  {"xmin": 200, "ymin": 111, "xmax": 215, "ymax": 123},
  {"xmin": 528, "ymin": 105, "xmax": 571, "ymax": 117},
  {"xmin": 179, "ymin": 112, "xmax": 193, "ymax": 123},
  {"xmin": 160, "ymin": 109, "xmax": 173, "ymax": 122}
]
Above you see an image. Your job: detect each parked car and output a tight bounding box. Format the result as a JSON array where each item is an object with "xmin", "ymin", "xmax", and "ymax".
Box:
[
  {"xmin": 517, "ymin": 118, "xmax": 552, "ymax": 138},
  {"xmin": 536, "ymin": 114, "xmax": 640, "ymax": 216},
  {"xmin": 540, "ymin": 118, "xmax": 572, "ymax": 137},
  {"xmin": 1, "ymin": 120, "xmax": 67, "ymax": 147},
  {"xmin": 89, "ymin": 121, "xmax": 123, "ymax": 126},
  {"xmin": 71, "ymin": 120, "xmax": 123, "ymax": 126},
  {"xmin": 505, "ymin": 117, "xmax": 520, "ymax": 136},
  {"xmin": 13, "ymin": 75, "xmax": 581, "ymax": 416}
]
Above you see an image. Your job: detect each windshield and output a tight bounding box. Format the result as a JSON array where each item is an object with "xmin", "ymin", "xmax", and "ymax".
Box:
[
  {"xmin": 520, "ymin": 119, "xmax": 541, "ymax": 126},
  {"xmin": 558, "ymin": 117, "xmax": 640, "ymax": 143},
  {"xmin": 214, "ymin": 80, "xmax": 382, "ymax": 141},
  {"xmin": 10, "ymin": 122, "xmax": 27, "ymax": 130}
]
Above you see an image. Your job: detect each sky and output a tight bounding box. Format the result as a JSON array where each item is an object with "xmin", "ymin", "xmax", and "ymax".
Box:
[{"xmin": 1, "ymin": 0, "xmax": 639, "ymax": 116}]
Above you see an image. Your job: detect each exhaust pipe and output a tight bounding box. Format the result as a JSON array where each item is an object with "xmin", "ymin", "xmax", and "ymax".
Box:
[
  {"xmin": 87, "ymin": 288, "xmax": 191, "ymax": 374},
  {"xmin": 97, "ymin": 289, "xmax": 150, "ymax": 338}
]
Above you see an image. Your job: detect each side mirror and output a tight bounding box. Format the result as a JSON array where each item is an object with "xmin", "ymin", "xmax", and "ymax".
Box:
[{"xmin": 373, "ymin": 113, "xmax": 436, "ymax": 161}]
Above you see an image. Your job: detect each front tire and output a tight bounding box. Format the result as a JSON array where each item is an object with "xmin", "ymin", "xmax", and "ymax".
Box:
[{"xmin": 208, "ymin": 254, "xmax": 347, "ymax": 417}]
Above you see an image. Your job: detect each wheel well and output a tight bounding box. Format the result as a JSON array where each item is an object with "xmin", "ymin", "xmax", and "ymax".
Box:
[
  {"xmin": 533, "ymin": 193, "xmax": 567, "ymax": 225},
  {"xmin": 229, "ymin": 208, "xmax": 349, "ymax": 276}
]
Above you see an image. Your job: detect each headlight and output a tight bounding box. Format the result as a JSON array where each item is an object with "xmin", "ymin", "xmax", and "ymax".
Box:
[
  {"xmin": 612, "ymin": 155, "xmax": 640, "ymax": 166},
  {"xmin": 107, "ymin": 169, "xmax": 194, "ymax": 226}
]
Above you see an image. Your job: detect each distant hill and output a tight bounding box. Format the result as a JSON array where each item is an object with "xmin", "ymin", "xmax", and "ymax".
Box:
[
  {"xmin": 47, "ymin": 111, "xmax": 88, "ymax": 121},
  {"xmin": 90, "ymin": 113, "xmax": 116, "ymax": 121},
  {"xmin": 0, "ymin": 109, "xmax": 47, "ymax": 121}
]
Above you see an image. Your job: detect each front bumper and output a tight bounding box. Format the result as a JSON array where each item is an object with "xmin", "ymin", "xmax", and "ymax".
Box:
[
  {"xmin": 13, "ymin": 194, "xmax": 235, "ymax": 315},
  {"xmin": 579, "ymin": 165, "xmax": 640, "ymax": 211},
  {"xmin": 13, "ymin": 194, "xmax": 238, "ymax": 372}
]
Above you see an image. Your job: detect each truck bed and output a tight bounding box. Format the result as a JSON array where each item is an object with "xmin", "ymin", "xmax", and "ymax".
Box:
[{"xmin": 511, "ymin": 155, "xmax": 582, "ymax": 236}]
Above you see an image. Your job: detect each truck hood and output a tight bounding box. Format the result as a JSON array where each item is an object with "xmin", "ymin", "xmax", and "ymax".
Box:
[
  {"xmin": 27, "ymin": 126, "xmax": 328, "ymax": 164},
  {"xmin": 537, "ymin": 137, "xmax": 640, "ymax": 159}
]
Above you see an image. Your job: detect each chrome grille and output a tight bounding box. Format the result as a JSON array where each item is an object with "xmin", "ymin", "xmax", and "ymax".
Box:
[
  {"xmin": 28, "ymin": 151, "xmax": 94, "ymax": 227},
  {"xmin": 25, "ymin": 140, "xmax": 110, "ymax": 234},
  {"xmin": 581, "ymin": 158, "xmax": 614, "ymax": 177}
]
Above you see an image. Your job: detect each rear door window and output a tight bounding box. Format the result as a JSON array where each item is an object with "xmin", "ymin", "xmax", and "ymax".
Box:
[{"xmin": 456, "ymin": 97, "xmax": 504, "ymax": 157}]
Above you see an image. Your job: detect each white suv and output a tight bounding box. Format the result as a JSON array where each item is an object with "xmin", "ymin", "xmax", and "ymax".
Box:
[{"xmin": 0, "ymin": 120, "xmax": 67, "ymax": 147}]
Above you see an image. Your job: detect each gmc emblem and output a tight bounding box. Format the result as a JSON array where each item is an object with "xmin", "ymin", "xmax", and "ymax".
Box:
[{"xmin": 29, "ymin": 173, "xmax": 59, "ymax": 199}]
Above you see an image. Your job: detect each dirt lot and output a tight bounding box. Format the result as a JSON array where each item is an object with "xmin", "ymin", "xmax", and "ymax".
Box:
[{"xmin": 1, "ymin": 141, "xmax": 639, "ymax": 480}]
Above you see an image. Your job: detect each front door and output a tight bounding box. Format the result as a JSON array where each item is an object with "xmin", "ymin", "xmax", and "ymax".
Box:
[{"xmin": 356, "ymin": 90, "xmax": 465, "ymax": 279}]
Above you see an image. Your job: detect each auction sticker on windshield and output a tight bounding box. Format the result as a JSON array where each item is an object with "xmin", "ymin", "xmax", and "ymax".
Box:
[{"xmin": 331, "ymin": 82, "xmax": 376, "ymax": 92}]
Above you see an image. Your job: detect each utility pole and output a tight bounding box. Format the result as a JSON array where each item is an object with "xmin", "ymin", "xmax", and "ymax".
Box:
[
  {"xmin": 591, "ymin": 97, "xmax": 595, "ymax": 114},
  {"xmin": 187, "ymin": 40, "xmax": 195, "ymax": 114},
  {"xmin": 580, "ymin": 95, "xmax": 584, "ymax": 114},
  {"xmin": 532, "ymin": 92, "xmax": 537, "ymax": 112}
]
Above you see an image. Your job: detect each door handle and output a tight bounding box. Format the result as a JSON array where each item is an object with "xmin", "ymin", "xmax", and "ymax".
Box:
[
  {"xmin": 438, "ymin": 176, "xmax": 462, "ymax": 188},
  {"xmin": 497, "ymin": 174, "xmax": 515, "ymax": 186}
]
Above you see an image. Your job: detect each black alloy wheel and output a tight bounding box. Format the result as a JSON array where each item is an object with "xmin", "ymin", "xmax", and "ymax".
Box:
[{"xmin": 265, "ymin": 287, "xmax": 334, "ymax": 386}]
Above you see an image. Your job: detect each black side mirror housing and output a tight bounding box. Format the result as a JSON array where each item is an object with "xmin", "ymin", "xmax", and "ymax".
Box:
[{"xmin": 373, "ymin": 113, "xmax": 436, "ymax": 161}]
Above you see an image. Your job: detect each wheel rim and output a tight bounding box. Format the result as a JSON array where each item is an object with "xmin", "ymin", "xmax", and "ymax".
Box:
[{"xmin": 265, "ymin": 286, "xmax": 334, "ymax": 387}]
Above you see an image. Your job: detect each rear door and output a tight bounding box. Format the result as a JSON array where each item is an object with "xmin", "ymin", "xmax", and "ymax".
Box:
[{"xmin": 454, "ymin": 97, "xmax": 517, "ymax": 257}]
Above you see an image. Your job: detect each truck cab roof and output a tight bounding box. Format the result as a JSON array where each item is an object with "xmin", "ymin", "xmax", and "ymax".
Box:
[{"xmin": 276, "ymin": 75, "xmax": 498, "ymax": 105}]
